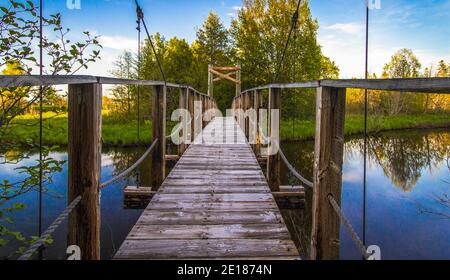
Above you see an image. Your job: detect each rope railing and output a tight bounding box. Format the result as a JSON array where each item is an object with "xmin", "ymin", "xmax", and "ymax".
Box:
[
  {"xmin": 328, "ymin": 194, "xmax": 372, "ymax": 260},
  {"xmin": 256, "ymin": 125, "xmax": 314, "ymax": 188},
  {"xmin": 277, "ymin": 143, "xmax": 314, "ymax": 188},
  {"xmin": 100, "ymin": 138, "xmax": 159, "ymax": 189},
  {"xmin": 18, "ymin": 195, "xmax": 82, "ymax": 260},
  {"xmin": 166, "ymin": 125, "xmax": 182, "ymax": 139},
  {"xmin": 252, "ymin": 121, "xmax": 373, "ymax": 259}
]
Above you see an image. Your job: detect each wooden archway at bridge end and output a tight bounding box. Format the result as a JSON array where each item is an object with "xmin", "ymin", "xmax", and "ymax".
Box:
[{"xmin": 208, "ymin": 65, "xmax": 241, "ymax": 98}]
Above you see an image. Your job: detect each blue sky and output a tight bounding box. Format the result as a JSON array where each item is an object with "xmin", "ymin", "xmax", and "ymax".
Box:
[{"xmin": 5, "ymin": 0, "xmax": 450, "ymax": 79}]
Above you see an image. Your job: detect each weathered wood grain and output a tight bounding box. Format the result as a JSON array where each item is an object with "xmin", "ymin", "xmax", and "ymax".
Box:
[
  {"xmin": 151, "ymin": 85, "xmax": 166, "ymax": 190},
  {"xmin": 310, "ymin": 87, "xmax": 346, "ymax": 260},
  {"xmin": 115, "ymin": 117, "xmax": 299, "ymax": 260},
  {"xmin": 115, "ymin": 239, "xmax": 298, "ymax": 259},
  {"xmin": 68, "ymin": 83, "xmax": 102, "ymax": 260}
]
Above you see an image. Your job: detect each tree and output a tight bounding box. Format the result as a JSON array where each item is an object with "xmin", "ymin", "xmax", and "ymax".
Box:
[
  {"xmin": 0, "ymin": 0, "xmax": 102, "ymax": 127},
  {"xmin": 381, "ymin": 49, "xmax": 422, "ymax": 115},
  {"xmin": 437, "ymin": 60, "xmax": 448, "ymax": 78},
  {"xmin": 194, "ymin": 12, "xmax": 233, "ymax": 111},
  {"xmin": 0, "ymin": 0, "xmax": 101, "ymax": 255},
  {"xmin": 231, "ymin": 0, "xmax": 338, "ymax": 118},
  {"xmin": 383, "ymin": 48, "xmax": 421, "ymax": 79},
  {"xmin": 195, "ymin": 12, "xmax": 231, "ymax": 66},
  {"xmin": 110, "ymin": 50, "xmax": 137, "ymax": 116}
]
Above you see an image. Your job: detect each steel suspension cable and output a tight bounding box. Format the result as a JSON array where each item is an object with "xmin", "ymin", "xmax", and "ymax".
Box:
[
  {"xmin": 38, "ymin": 0, "xmax": 44, "ymax": 256},
  {"xmin": 136, "ymin": 4, "xmax": 143, "ymax": 140},
  {"xmin": 363, "ymin": 1, "xmax": 370, "ymax": 249},
  {"xmin": 274, "ymin": 0, "xmax": 302, "ymax": 82},
  {"xmin": 134, "ymin": 0, "xmax": 167, "ymax": 84}
]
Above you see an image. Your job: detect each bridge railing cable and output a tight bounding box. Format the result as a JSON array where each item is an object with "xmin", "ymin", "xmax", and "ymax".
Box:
[
  {"xmin": 258, "ymin": 126, "xmax": 314, "ymax": 188},
  {"xmin": 274, "ymin": 0, "xmax": 302, "ymax": 82},
  {"xmin": 277, "ymin": 142, "xmax": 314, "ymax": 188},
  {"xmin": 100, "ymin": 138, "xmax": 159, "ymax": 189},
  {"xmin": 328, "ymin": 194, "xmax": 372, "ymax": 260},
  {"xmin": 135, "ymin": 0, "xmax": 166, "ymax": 84},
  {"xmin": 18, "ymin": 195, "xmax": 82, "ymax": 260},
  {"xmin": 256, "ymin": 125, "xmax": 374, "ymax": 259}
]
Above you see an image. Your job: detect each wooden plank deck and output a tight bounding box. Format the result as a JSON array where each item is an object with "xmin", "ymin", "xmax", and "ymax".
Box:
[{"xmin": 114, "ymin": 117, "xmax": 300, "ymax": 260}]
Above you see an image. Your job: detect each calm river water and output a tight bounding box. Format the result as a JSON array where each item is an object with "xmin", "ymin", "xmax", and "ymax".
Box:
[{"xmin": 0, "ymin": 129, "xmax": 449, "ymax": 260}]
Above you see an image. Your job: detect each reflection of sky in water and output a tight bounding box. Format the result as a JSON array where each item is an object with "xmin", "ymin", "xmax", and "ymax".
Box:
[
  {"xmin": 342, "ymin": 151, "xmax": 449, "ymax": 260},
  {"xmin": 1, "ymin": 130, "xmax": 449, "ymax": 260},
  {"xmin": 281, "ymin": 129, "xmax": 449, "ymax": 260},
  {"xmin": 0, "ymin": 150, "xmax": 145, "ymax": 259}
]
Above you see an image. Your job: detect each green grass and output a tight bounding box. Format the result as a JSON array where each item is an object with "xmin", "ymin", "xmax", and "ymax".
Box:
[
  {"xmin": 1, "ymin": 112, "xmax": 152, "ymax": 146},
  {"xmin": 1, "ymin": 112, "xmax": 449, "ymax": 146},
  {"xmin": 281, "ymin": 113, "xmax": 450, "ymax": 140}
]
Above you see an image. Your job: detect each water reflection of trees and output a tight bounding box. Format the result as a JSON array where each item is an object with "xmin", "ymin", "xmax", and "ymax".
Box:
[
  {"xmin": 346, "ymin": 130, "xmax": 449, "ymax": 192},
  {"xmin": 102, "ymin": 147, "xmax": 152, "ymax": 187}
]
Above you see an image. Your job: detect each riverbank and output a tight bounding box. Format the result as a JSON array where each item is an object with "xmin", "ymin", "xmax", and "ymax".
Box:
[
  {"xmin": 0, "ymin": 112, "xmax": 449, "ymax": 146},
  {"xmin": 280, "ymin": 113, "xmax": 450, "ymax": 141}
]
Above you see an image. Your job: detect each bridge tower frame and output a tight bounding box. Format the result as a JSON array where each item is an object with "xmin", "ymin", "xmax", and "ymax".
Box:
[{"xmin": 208, "ymin": 65, "xmax": 241, "ymax": 98}]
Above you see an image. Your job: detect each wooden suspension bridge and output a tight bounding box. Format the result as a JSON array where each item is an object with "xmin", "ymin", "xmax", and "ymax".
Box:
[
  {"xmin": 1, "ymin": 75, "xmax": 450, "ymax": 260},
  {"xmin": 115, "ymin": 117, "xmax": 299, "ymax": 260}
]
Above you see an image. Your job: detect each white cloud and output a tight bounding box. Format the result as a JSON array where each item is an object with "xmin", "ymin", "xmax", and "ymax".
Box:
[
  {"xmin": 343, "ymin": 170, "xmax": 362, "ymax": 183},
  {"xmin": 324, "ymin": 22, "xmax": 363, "ymax": 34},
  {"xmin": 99, "ymin": 35, "xmax": 138, "ymax": 52}
]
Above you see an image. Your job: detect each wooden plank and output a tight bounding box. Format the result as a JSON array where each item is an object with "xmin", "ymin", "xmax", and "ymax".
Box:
[
  {"xmin": 3, "ymin": 76, "xmax": 450, "ymax": 93},
  {"xmin": 124, "ymin": 186, "xmax": 156, "ymax": 209},
  {"xmin": 68, "ymin": 83, "xmax": 101, "ymax": 260},
  {"xmin": 321, "ymin": 78, "xmax": 450, "ymax": 93},
  {"xmin": 151, "ymin": 193, "xmax": 274, "ymax": 203},
  {"xmin": 115, "ymin": 117, "xmax": 300, "ymax": 260},
  {"xmin": 310, "ymin": 87, "xmax": 346, "ymax": 260},
  {"xmin": 128, "ymin": 224, "xmax": 290, "ymax": 240},
  {"xmin": 162, "ymin": 186, "xmax": 270, "ymax": 194},
  {"xmin": 147, "ymin": 201, "xmax": 279, "ymax": 211},
  {"xmin": 137, "ymin": 210, "xmax": 284, "ymax": 225},
  {"xmin": 115, "ymin": 239, "xmax": 298, "ymax": 259}
]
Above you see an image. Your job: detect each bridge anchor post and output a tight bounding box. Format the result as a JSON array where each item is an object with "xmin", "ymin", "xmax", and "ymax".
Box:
[
  {"xmin": 267, "ymin": 87, "xmax": 281, "ymax": 192},
  {"xmin": 67, "ymin": 83, "xmax": 102, "ymax": 260},
  {"xmin": 152, "ymin": 84, "xmax": 166, "ymax": 190},
  {"xmin": 311, "ymin": 86, "xmax": 346, "ymax": 260}
]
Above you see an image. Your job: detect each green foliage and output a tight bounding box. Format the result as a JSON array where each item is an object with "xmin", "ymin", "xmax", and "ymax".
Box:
[
  {"xmin": 437, "ymin": 60, "xmax": 448, "ymax": 78},
  {"xmin": 108, "ymin": 1, "xmax": 340, "ymax": 115},
  {"xmin": 0, "ymin": 0, "xmax": 102, "ymax": 127},
  {"xmin": 383, "ymin": 48, "xmax": 421, "ymax": 78},
  {"xmin": 0, "ymin": 0, "xmax": 102, "ymax": 253},
  {"xmin": 281, "ymin": 113, "xmax": 450, "ymax": 141},
  {"xmin": 0, "ymin": 112, "xmax": 152, "ymax": 146},
  {"xmin": 196, "ymin": 12, "xmax": 232, "ymax": 66}
]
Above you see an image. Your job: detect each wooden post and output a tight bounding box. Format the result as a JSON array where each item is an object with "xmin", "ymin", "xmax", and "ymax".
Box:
[
  {"xmin": 202, "ymin": 95, "xmax": 207, "ymax": 128},
  {"xmin": 267, "ymin": 87, "xmax": 280, "ymax": 192},
  {"xmin": 245, "ymin": 92, "xmax": 251, "ymax": 140},
  {"xmin": 188, "ymin": 89, "xmax": 195, "ymax": 143},
  {"xmin": 310, "ymin": 87, "xmax": 346, "ymax": 260},
  {"xmin": 152, "ymin": 85, "xmax": 166, "ymax": 190},
  {"xmin": 194, "ymin": 93, "xmax": 202, "ymax": 140},
  {"xmin": 239, "ymin": 95, "xmax": 244, "ymax": 129},
  {"xmin": 254, "ymin": 89, "xmax": 261, "ymax": 156},
  {"xmin": 236, "ymin": 64, "xmax": 241, "ymax": 97},
  {"xmin": 68, "ymin": 83, "xmax": 102, "ymax": 260},
  {"xmin": 179, "ymin": 87, "xmax": 188, "ymax": 155}
]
